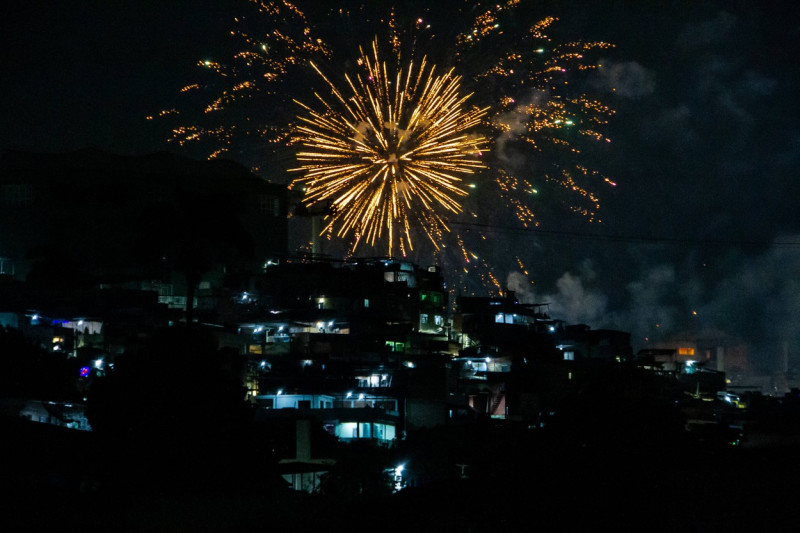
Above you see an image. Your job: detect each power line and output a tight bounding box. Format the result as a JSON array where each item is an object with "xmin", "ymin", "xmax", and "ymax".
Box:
[{"xmin": 447, "ymin": 221, "xmax": 800, "ymax": 249}]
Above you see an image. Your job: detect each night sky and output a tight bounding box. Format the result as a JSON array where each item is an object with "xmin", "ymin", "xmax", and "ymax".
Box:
[{"xmin": 2, "ymin": 1, "xmax": 800, "ymax": 362}]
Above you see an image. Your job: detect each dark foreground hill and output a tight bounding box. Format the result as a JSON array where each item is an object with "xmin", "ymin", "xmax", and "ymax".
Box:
[{"xmin": 3, "ymin": 415, "xmax": 800, "ymax": 532}]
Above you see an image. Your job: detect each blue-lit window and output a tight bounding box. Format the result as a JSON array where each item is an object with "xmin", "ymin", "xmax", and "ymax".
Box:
[{"xmin": 338, "ymin": 422, "xmax": 357, "ymax": 438}]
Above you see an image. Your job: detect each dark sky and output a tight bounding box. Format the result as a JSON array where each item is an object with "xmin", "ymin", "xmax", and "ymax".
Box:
[
  {"xmin": 2, "ymin": 1, "xmax": 800, "ymax": 360},
  {"xmin": 0, "ymin": 0, "xmax": 235, "ymax": 155}
]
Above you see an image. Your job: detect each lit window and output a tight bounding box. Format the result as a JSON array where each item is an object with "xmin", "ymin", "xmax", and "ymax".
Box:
[
  {"xmin": 1, "ymin": 259, "xmax": 16, "ymax": 276},
  {"xmin": 257, "ymin": 194, "xmax": 280, "ymax": 216},
  {"xmin": 2, "ymin": 184, "xmax": 33, "ymax": 207},
  {"xmin": 337, "ymin": 422, "xmax": 358, "ymax": 439},
  {"xmin": 563, "ymin": 351, "xmax": 575, "ymax": 361}
]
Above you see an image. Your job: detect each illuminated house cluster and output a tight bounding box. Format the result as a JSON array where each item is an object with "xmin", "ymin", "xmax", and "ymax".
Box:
[{"xmin": 0, "ymin": 149, "xmax": 752, "ymax": 494}]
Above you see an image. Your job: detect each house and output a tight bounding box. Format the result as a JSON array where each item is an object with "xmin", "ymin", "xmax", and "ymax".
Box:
[
  {"xmin": 0, "ymin": 149, "xmax": 287, "ymax": 316},
  {"xmin": 0, "ymin": 398, "xmax": 92, "ymax": 431}
]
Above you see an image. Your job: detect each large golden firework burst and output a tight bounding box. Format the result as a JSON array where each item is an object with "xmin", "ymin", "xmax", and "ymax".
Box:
[
  {"xmin": 161, "ymin": 1, "xmax": 617, "ymax": 296},
  {"xmin": 289, "ymin": 40, "xmax": 488, "ymax": 256}
]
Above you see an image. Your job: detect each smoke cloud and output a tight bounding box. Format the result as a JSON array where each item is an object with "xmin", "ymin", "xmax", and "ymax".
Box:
[{"xmin": 591, "ymin": 60, "xmax": 655, "ymax": 99}]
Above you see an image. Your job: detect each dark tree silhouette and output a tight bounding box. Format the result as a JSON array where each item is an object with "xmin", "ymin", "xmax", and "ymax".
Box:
[
  {"xmin": 0, "ymin": 326, "xmax": 81, "ymax": 401},
  {"xmin": 87, "ymin": 325, "xmax": 279, "ymax": 492},
  {"xmin": 136, "ymin": 193, "xmax": 254, "ymax": 324},
  {"xmin": 317, "ymin": 440, "xmax": 395, "ymax": 499}
]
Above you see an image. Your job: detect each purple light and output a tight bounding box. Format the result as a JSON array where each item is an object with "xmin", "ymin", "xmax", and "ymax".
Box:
[{"xmin": 80, "ymin": 367, "xmax": 90, "ymax": 377}]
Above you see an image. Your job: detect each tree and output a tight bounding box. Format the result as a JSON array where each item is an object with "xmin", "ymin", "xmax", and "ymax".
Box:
[
  {"xmin": 317, "ymin": 440, "xmax": 396, "ymax": 499},
  {"xmin": 0, "ymin": 326, "xmax": 81, "ymax": 401},
  {"xmin": 87, "ymin": 325, "xmax": 279, "ymax": 492},
  {"xmin": 136, "ymin": 193, "xmax": 254, "ymax": 324}
]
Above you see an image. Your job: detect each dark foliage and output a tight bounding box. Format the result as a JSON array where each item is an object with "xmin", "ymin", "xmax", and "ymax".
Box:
[
  {"xmin": 87, "ymin": 325, "xmax": 281, "ymax": 493},
  {"xmin": 0, "ymin": 326, "xmax": 81, "ymax": 400},
  {"xmin": 317, "ymin": 440, "xmax": 395, "ymax": 499}
]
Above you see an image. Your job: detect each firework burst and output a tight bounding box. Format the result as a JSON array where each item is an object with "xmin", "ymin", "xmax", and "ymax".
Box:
[
  {"xmin": 159, "ymin": 0, "xmax": 617, "ymax": 296},
  {"xmin": 291, "ymin": 40, "xmax": 488, "ymax": 256}
]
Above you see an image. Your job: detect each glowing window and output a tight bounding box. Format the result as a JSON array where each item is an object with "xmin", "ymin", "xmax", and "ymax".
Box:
[
  {"xmin": 374, "ymin": 423, "xmax": 396, "ymax": 441},
  {"xmin": 338, "ymin": 422, "xmax": 357, "ymax": 439},
  {"xmin": 386, "ymin": 341, "xmax": 405, "ymax": 353}
]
